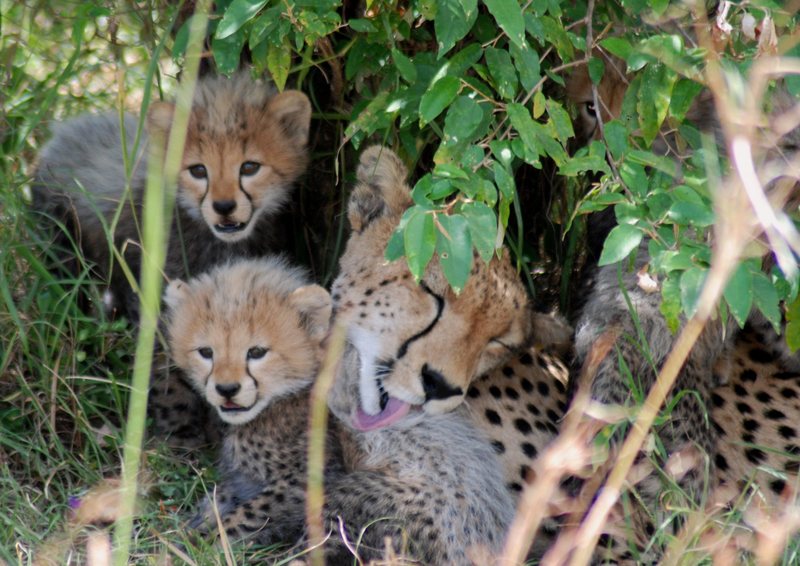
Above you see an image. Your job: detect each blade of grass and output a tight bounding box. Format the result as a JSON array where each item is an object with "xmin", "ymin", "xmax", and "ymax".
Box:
[
  {"xmin": 111, "ymin": 2, "xmax": 209, "ymax": 563},
  {"xmin": 306, "ymin": 324, "xmax": 347, "ymax": 566}
]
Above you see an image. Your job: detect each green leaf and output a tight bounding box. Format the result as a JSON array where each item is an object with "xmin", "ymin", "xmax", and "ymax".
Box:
[
  {"xmin": 598, "ymin": 224, "xmax": 643, "ymax": 266},
  {"xmin": 404, "ymin": 209, "xmax": 436, "ymax": 281},
  {"xmin": 667, "ymin": 201, "xmax": 714, "ymax": 227},
  {"xmin": 587, "ymin": 57, "xmax": 605, "ymax": 84},
  {"xmin": 392, "ymin": 48, "xmax": 417, "ymax": 83},
  {"xmin": 787, "ymin": 295, "xmax": 800, "ymax": 352},
  {"xmin": 436, "ymin": 214, "xmax": 473, "ymax": 292},
  {"xmin": 419, "ymin": 75, "xmax": 461, "ymax": 125},
  {"xmin": 604, "ymin": 120, "xmax": 628, "ymax": 161},
  {"xmin": 441, "ymin": 96, "xmax": 484, "ymax": 148},
  {"xmin": 507, "ymin": 103, "xmax": 540, "ymax": 160},
  {"xmin": 490, "ymin": 141, "xmax": 514, "ymax": 169},
  {"xmin": 680, "ymin": 266, "xmax": 707, "ymax": 318},
  {"xmin": 752, "ymin": 272, "xmax": 782, "ymax": 333},
  {"xmin": 385, "ymin": 207, "xmax": 418, "ymax": 262},
  {"xmin": 669, "ymin": 79, "xmax": 703, "ymax": 121},
  {"xmin": 485, "ymin": 47, "xmax": 518, "ymax": 101},
  {"xmin": 212, "ymin": 28, "xmax": 247, "ymax": 75},
  {"xmin": 433, "ymin": 163, "xmax": 469, "ymax": 180},
  {"xmin": 462, "ymin": 202, "xmax": 498, "ymax": 262},
  {"xmin": 216, "ymin": 0, "xmax": 267, "ymax": 39},
  {"xmin": 493, "ymin": 162, "xmax": 515, "ymax": 200},
  {"xmin": 349, "ymin": 18, "xmax": 378, "ymax": 33},
  {"xmin": 532, "ymin": 90, "xmax": 546, "ymax": 118},
  {"xmin": 435, "ymin": 0, "xmax": 478, "ymax": 57},
  {"xmin": 511, "ymin": 43, "xmax": 540, "ymax": 91},
  {"xmin": 627, "ymin": 150, "xmax": 678, "ymax": 177},
  {"xmin": 723, "ymin": 263, "xmax": 753, "ymax": 328},
  {"xmin": 483, "ymin": 0, "xmax": 526, "ymax": 48},
  {"xmin": 266, "ymin": 39, "xmax": 292, "ymax": 91},
  {"xmin": 385, "ymin": 228, "xmax": 405, "ymax": 261},
  {"xmin": 545, "ymin": 99, "xmax": 574, "ymax": 142},
  {"xmin": 660, "ymin": 275, "xmax": 682, "ymax": 334},
  {"xmin": 600, "ymin": 37, "xmax": 633, "ymax": 60},
  {"xmin": 637, "ymin": 62, "xmax": 677, "ymax": 146}
]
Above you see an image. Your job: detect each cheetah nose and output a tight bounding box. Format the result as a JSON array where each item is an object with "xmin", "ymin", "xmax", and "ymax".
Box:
[
  {"xmin": 212, "ymin": 199, "xmax": 237, "ymax": 215},
  {"xmin": 421, "ymin": 364, "xmax": 463, "ymax": 402},
  {"xmin": 215, "ymin": 382, "xmax": 241, "ymax": 399}
]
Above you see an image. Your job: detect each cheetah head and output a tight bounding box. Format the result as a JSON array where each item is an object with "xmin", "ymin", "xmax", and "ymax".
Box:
[
  {"xmin": 164, "ymin": 258, "xmax": 331, "ymax": 425},
  {"xmin": 329, "ymin": 146, "xmax": 532, "ymax": 430},
  {"xmin": 148, "ymin": 72, "xmax": 311, "ymax": 243}
]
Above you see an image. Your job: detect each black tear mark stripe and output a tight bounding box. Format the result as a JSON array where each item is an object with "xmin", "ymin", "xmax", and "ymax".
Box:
[
  {"xmin": 239, "ymin": 178, "xmax": 254, "ymax": 203},
  {"xmin": 396, "ymin": 282, "xmax": 444, "ymax": 360}
]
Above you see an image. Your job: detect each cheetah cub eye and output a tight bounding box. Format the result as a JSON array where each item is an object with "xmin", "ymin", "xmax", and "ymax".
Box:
[
  {"xmin": 197, "ymin": 347, "xmax": 213, "ymax": 360},
  {"xmin": 247, "ymin": 346, "xmax": 269, "ymax": 360}
]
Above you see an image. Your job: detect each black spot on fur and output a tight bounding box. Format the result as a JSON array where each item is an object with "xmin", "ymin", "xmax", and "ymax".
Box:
[
  {"xmin": 485, "ymin": 409, "xmax": 502, "ymax": 425},
  {"xmin": 514, "ymin": 418, "xmax": 533, "ymax": 435},
  {"xmin": 736, "ymin": 402, "xmax": 753, "ymax": 415},
  {"xmin": 519, "ymin": 353, "xmax": 533, "ymax": 365},
  {"xmin": 715, "ymin": 453, "xmax": 729, "ymax": 471},
  {"xmin": 546, "ymin": 409, "xmax": 560, "ymax": 423},
  {"xmin": 770, "ymin": 479, "xmax": 786, "ymax": 495},
  {"xmin": 745, "ymin": 447, "xmax": 767, "ymax": 465},
  {"xmin": 749, "ymin": 348, "xmax": 774, "ymax": 364},
  {"xmin": 755, "ymin": 391, "xmax": 773, "ymax": 403},
  {"xmin": 502, "ymin": 366, "xmax": 514, "ymax": 377},
  {"xmin": 742, "ymin": 432, "xmax": 755, "ymax": 443},
  {"xmin": 505, "ymin": 387, "xmax": 519, "ymax": 400},
  {"xmin": 711, "ymin": 392, "xmax": 725, "ymax": 408},
  {"xmin": 537, "ymin": 381, "xmax": 550, "ymax": 396},
  {"xmin": 740, "ymin": 369, "xmax": 757, "ymax": 382},
  {"xmin": 780, "ymin": 426, "xmax": 797, "ymax": 439},
  {"xmin": 743, "ymin": 419, "xmax": 760, "ymax": 432},
  {"xmin": 467, "ymin": 386, "xmax": 481, "ymax": 398},
  {"xmin": 491, "ymin": 440, "xmax": 505, "ymax": 454},
  {"xmin": 526, "ymin": 403, "xmax": 540, "ymax": 416},
  {"xmin": 521, "ymin": 378, "xmax": 533, "ymax": 393},
  {"xmin": 781, "ymin": 387, "xmax": 798, "ymax": 399},
  {"xmin": 733, "ymin": 384, "xmax": 747, "ymax": 397},
  {"xmin": 765, "ymin": 408, "xmax": 787, "ymax": 420},
  {"xmin": 521, "ymin": 442, "xmax": 537, "ymax": 458},
  {"xmin": 489, "ymin": 385, "xmax": 502, "ymax": 399},
  {"xmin": 519, "ymin": 465, "xmax": 531, "ymax": 480}
]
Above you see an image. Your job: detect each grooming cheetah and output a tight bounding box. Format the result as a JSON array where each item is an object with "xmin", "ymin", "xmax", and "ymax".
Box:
[
  {"xmin": 164, "ymin": 253, "xmax": 518, "ymax": 565},
  {"xmin": 327, "ymin": 146, "xmax": 800, "ymax": 560}
]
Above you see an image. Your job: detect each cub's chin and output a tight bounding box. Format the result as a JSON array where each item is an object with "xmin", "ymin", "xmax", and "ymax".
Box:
[
  {"xmin": 213, "ymin": 397, "xmax": 268, "ymax": 426},
  {"xmin": 206, "ymin": 216, "xmax": 254, "ymax": 243}
]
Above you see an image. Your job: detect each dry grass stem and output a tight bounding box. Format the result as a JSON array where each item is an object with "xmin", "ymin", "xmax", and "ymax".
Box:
[{"xmin": 306, "ymin": 323, "xmax": 347, "ymax": 566}]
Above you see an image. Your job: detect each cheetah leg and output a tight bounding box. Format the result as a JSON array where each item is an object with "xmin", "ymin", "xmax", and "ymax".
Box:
[
  {"xmin": 190, "ymin": 473, "xmax": 307, "ymax": 546},
  {"xmin": 322, "ymin": 472, "xmax": 463, "ymax": 565}
]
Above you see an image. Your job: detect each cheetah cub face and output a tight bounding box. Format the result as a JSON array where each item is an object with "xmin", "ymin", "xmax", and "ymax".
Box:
[{"xmin": 164, "ymin": 258, "xmax": 331, "ymax": 425}]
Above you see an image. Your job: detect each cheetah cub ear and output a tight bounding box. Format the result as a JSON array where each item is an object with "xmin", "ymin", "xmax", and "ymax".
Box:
[
  {"xmin": 163, "ymin": 278, "xmax": 188, "ymax": 311},
  {"xmin": 347, "ymin": 146, "xmax": 413, "ymax": 233},
  {"xmin": 289, "ymin": 284, "xmax": 332, "ymax": 343},
  {"xmin": 146, "ymin": 101, "xmax": 175, "ymax": 138}
]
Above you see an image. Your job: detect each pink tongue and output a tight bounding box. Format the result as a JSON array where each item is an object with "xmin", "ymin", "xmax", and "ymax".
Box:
[{"xmin": 354, "ymin": 398, "xmax": 411, "ymax": 431}]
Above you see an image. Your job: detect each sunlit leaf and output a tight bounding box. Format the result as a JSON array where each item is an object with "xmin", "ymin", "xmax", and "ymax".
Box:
[
  {"xmin": 436, "ymin": 214, "xmax": 473, "ymax": 292},
  {"xmin": 216, "ymin": 0, "xmax": 267, "ymax": 40},
  {"xmin": 598, "ymin": 224, "xmax": 643, "ymax": 266}
]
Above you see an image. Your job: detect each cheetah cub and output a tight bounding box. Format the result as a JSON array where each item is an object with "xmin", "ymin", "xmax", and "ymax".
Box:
[
  {"xmin": 164, "ymin": 257, "xmax": 341, "ymax": 543},
  {"xmin": 33, "ymin": 72, "xmax": 311, "ymax": 320}
]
